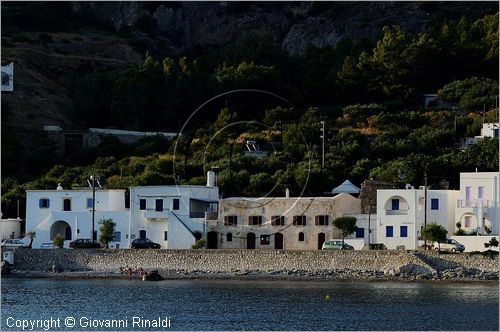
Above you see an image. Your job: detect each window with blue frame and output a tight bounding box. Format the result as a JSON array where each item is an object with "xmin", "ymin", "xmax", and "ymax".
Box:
[
  {"xmin": 430, "ymin": 198, "xmax": 439, "ymax": 210},
  {"xmin": 139, "ymin": 199, "xmax": 146, "ymax": 210},
  {"xmin": 86, "ymin": 198, "xmax": 93, "ymax": 209},
  {"xmin": 400, "ymin": 226, "xmax": 408, "ymax": 237},
  {"xmin": 391, "ymin": 199, "xmax": 399, "ymax": 210},
  {"xmin": 355, "ymin": 227, "xmax": 365, "ymax": 238},
  {"xmin": 386, "ymin": 226, "xmax": 393, "ymax": 237},
  {"xmin": 39, "ymin": 198, "xmax": 50, "ymax": 208},
  {"xmin": 113, "ymin": 232, "xmax": 121, "ymax": 242}
]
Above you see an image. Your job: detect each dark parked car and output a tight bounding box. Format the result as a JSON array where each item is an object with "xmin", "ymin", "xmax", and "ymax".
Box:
[
  {"xmin": 69, "ymin": 239, "xmax": 102, "ymax": 249},
  {"xmin": 131, "ymin": 238, "xmax": 161, "ymax": 249}
]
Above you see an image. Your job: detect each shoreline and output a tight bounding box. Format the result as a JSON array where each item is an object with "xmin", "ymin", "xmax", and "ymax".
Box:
[{"xmin": 3, "ymin": 269, "xmax": 498, "ymax": 283}]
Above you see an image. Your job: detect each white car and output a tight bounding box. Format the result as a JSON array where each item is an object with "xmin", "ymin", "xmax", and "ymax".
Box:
[{"xmin": 1, "ymin": 239, "xmax": 28, "ymax": 249}]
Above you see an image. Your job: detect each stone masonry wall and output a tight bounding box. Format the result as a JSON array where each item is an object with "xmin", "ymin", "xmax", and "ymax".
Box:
[{"xmin": 10, "ymin": 249, "xmax": 499, "ymax": 274}]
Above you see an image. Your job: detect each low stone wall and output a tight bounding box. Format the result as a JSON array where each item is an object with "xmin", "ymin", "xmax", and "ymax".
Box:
[{"xmin": 10, "ymin": 249, "xmax": 499, "ymax": 276}]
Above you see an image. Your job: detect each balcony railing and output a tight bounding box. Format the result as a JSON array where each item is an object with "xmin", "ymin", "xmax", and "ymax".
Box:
[
  {"xmin": 189, "ymin": 211, "xmax": 206, "ymax": 218},
  {"xmin": 456, "ymin": 199, "xmax": 494, "ymax": 208},
  {"xmin": 385, "ymin": 209, "xmax": 408, "ymax": 215}
]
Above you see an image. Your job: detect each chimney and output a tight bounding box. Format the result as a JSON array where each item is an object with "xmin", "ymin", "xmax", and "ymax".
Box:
[
  {"xmin": 207, "ymin": 171, "xmax": 216, "ymax": 187},
  {"xmin": 285, "ymin": 188, "xmax": 289, "ymax": 198}
]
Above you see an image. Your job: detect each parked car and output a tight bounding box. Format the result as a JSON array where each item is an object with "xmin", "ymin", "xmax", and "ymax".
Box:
[
  {"xmin": 322, "ymin": 240, "xmax": 354, "ymax": 250},
  {"xmin": 69, "ymin": 239, "xmax": 102, "ymax": 249},
  {"xmin": 434, "ymin": 239, "xmax": 465, "ymax": 253},
  {"xmin": 1, "ymin": 239, "xmax": 28, "ymax": 249},
  {"xmin": 131, "ymin": 238, "xmax": 161, "ymax": 249}
]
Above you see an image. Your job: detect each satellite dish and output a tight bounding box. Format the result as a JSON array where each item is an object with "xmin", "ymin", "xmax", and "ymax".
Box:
[{"xmin": 405, "ymin": 183, "xmax": 412, "ymax": 190}]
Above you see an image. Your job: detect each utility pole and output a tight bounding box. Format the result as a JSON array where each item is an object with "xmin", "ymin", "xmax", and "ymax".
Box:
[
  {"xmin": 424, "ymin": 173, "xmax": 428, "ymax": 250},
  {"xmin": 91, "ymin": 173, "xmax": 96, "ymax": 243},
  {"xmin": 320, "ymin": 121, "xmax": 325, "ymax": 170}
]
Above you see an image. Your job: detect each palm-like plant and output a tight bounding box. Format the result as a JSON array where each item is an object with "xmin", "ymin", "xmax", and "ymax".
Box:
[{"xmin": 26, "ymin": 231, "xmax": 36, "ymax": 248}]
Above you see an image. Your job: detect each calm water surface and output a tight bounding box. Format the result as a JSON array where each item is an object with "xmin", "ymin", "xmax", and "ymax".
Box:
[{"xmin": 1, "ymin": 278, "xmax": 498, "ymax": 331}]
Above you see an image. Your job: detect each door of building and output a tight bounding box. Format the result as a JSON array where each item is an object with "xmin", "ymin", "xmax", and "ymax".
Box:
[
  {"xmin": 139, "ymin": 230, "xmax": 146, "ymax": 239},
  {"xmin": 274, "ymin": 232, "xmax": 283, "ymax": 250},
  {"xmin": 207, "ymin": 231, "xmax": 218, "ymax": 249},
  {"xmin": 318, "ymin": 232, "xmax": 326, "ymax": 250},
  {"xmin": 247, "ymin": 232, "xmax": 256, "ymax": 249}
]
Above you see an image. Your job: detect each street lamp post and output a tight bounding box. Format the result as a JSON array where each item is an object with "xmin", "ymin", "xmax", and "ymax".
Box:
[
  {"xmin": 90, "ymin": 173, "xmax": 99, "ymax": 243},
  {"xmin": 320, "ymin": 121, "xmax": 325, "ymax": 170}
]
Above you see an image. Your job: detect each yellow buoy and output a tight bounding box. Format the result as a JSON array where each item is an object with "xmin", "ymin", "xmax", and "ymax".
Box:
[{"xmin": 325, "ymin": 294, "xmax": 332, "ymax": 301}]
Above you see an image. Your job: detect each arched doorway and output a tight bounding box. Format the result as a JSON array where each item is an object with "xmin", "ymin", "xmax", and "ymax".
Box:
[
  {"xmin": 247, "ymin": 232, "xmax": 256, "ymax": 249},
  {"xmin": 318, "ymin": 233, "xmax": 326, "ymax": 250},
  {"xmin": 50, "ymin": 220, "xmax": 72, "ymax": 241},
  {"xmin": 207, "ymin": 231, "xmax": 218, "ymax": 249},
  {"xmin": 274, "ymin": 233, "xmax": 283, "ymax": 250}
]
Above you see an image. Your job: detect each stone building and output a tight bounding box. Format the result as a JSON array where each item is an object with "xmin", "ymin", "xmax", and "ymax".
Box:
[{"xmin": 207, "ymin": 192, "xmax": 369, "ymax": 250}]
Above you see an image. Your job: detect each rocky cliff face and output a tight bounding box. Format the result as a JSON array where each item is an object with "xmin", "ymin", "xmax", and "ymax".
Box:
[
  {"xmin": 67, "ymin": 1, "xmax": 488, "ymax": 56},
  {"xmin": 1, "ymin": 1, "xmax": 496, "ymax": 150}
]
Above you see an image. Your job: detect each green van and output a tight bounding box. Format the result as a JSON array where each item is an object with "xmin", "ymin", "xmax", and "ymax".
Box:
[{"xmin": 322, "ymin": 240, "xmax": 354, "ymax": 250}]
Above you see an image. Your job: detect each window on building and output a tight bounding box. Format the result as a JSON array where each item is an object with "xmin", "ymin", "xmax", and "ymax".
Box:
[
  {"xmin": 113, "ymin": 232, "xmax": 121, "ymax": 242},
  {"xmin": 260, "ymin": 235, "xmax": 270, "ymax": 245},
  {"xmin": 63, "ymin": 199, "xmax": 71, "ymax": 211},
  {"xmin": 355, "ymin": 228, "xmax": 365, "ymax": 238},
  {"xmin": 173, "ymin": 198, "xmax": 180, "ymax": 210},
  {"xmin": 293, "ymin": 215, "xmax": 306, "ymax": 226},
  {"xmin": 271, "ymin": 216, "xmax": 285, "ymax": 226},
  {"xmin": 386, "ymin": 226, "xmax": 393, "ymax": 237},
  {"xmin": 164, "ymin": 231, "xmax": 168, "ymax": 241},
  {"xmin": 139, "ymin": 199, "xmax": 147, "ymax": 210},
  {"xmin": 224, "ymin": 216, "xmax": 238, "ymax": 226},
  {"xmin": 298, "ymin": 232, "xmax": 305, "ymax": 241},
  {"xmin": 39, "ymin": 198, "xmax": 50, "ymax": 208},
  {"xmin": 227, "ymin": 233, "xmax": 233, "ymax": 242},
  {"xmin": 155, "ymin": 199, "xmax": 163, "ymax": 212},
  {"xmin": 315, "ymin": 215, "xmax": 329, "ymax": 226},
  {"xmin": 465, "ymin": 186, "xmax": 471, "ymax": 200},
  {"xmin": 431, "ymin": 198, "xmax": 439, "ymax": 210},
  {"xmin": 248, "ymin": 216, "xmax": 263, "ymax": 225},
  {"xmin": 478, "ymin": 186, "xmax": 484, "ymax": 199},
  {"xmin": 400, "ymin": 226, "xmax": 408, "ymax": 237},
  {"xmin": 391, "ymin": 199, "xmax": 399, "ymax": 210},
  {"xmin": 86, "ymin": 198, "xmax": 93, "ymax": 209},
  {"xmin": 464, "ymin": 216, "xmax": 472, "ymax": 228}
]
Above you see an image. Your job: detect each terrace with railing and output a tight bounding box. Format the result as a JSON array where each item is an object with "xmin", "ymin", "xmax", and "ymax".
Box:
[{"xmin": 456, "ymin": 200, "xmax": 495, "ymax": 208}]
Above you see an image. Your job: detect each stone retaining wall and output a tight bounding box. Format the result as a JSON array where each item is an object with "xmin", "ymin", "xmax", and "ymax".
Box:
[{"xmin": 10, "ymin": 249, "xmax": 499, "ymax": 274}]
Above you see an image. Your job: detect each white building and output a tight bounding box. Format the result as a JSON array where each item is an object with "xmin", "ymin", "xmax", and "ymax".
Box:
[
  {"xmin": 1, "ymin": 62, "xmax": 14, "ymax": 92},
  {"xmin": 25, "ymin": 188, "xmax": 129, "ymax": 248},
  {"xmin": 210, "ymin": 193, "xmax": 372, "ymax": 250},
  {"xmin": 480, "ymin": 123, "xmax": 499, "ymax": 139},
  {"xmin": 129, "ymin": 184, "xmax": 219, "ymax": 249},
  {"xmin": 1, "ymin": 218, "xmax": 23, "ymax": 240},
  {"xmin": 456, "ymin": 172, "xmax": 499, "ymax": 235},
  {"xmin": 376, "ymin": 188, "xmax": 458, "ymax": 250}
]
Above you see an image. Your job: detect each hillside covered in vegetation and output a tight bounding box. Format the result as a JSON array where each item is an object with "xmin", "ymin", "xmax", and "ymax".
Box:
[{"xmin": 1, "ymin": 2, "xmax": 499, "ymax": 218}]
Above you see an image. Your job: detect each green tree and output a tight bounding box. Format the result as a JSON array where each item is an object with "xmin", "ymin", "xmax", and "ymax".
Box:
[
  {"xmin": 332, "ymin": 216, "xmax": 357, "ymax": 248},
  {"xmin": 421, "ymin": 224, "xmax": 448, "ymax": 252},
  {"xmin": 484, "ymin": 237, "xmax": 499, "ymax": 249},
  {"xmin": 98, "ymin": 218, "xmax": 116, "ymax": 248},
  {"xmin": 53, "ymin": 233, "xmax": 64, "ymax": 248},
  {"xmin": 26, "ymin": 230, "xmax": 36, "ymax": 249}
]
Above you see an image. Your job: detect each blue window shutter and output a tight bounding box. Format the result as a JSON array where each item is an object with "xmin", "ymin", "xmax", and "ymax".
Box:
[
  {"xmin": 386, "ymin": 226, "xmax": 393, "ymax": 237},
  {"xmin": 400, "ymin": 226, "xmax": 408, "ymax": 237},
  {"xmin": 391, "ymin": 199, "xmax": 399, "ymax": 210},
  {"xmin": 356, "ymin": 228, "xmax": 365, "ymax": 238},
  {"xmin": 431, "ymin": 199, "xmax": 439, "ymax": 210}
]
